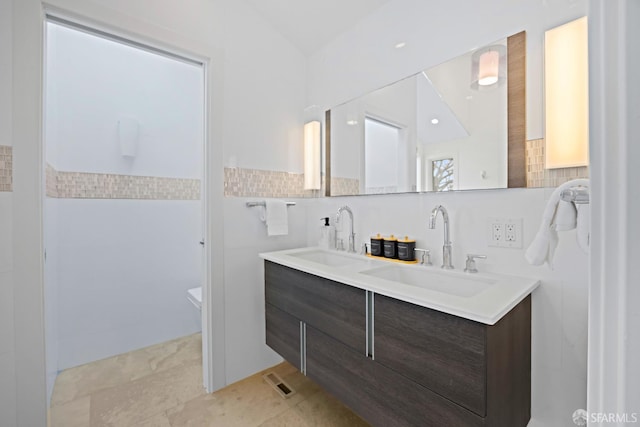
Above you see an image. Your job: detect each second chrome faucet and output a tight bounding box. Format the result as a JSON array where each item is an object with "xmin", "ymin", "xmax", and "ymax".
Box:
[
  {"xmin": 336, "ymin": 206, "xmax": 356, "ymax": 253},
  {"xmin": 429, "ymin": 205, "xmax": 454, "ymax": 269}
]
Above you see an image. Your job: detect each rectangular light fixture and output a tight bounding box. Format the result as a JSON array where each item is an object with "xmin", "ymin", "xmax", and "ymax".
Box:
[
  {"xmin": 304, "ymin": 121, "xmax": 321, "ymax": 190},
  {"xmin": 544, "ymin": 16, "xmax": 589, "ymax": 169}
]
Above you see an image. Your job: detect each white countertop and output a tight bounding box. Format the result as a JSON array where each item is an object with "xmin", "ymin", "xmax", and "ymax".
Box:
[{"xmin": 260, "ymin": 247, "xmax": 540, "ymax": 325}]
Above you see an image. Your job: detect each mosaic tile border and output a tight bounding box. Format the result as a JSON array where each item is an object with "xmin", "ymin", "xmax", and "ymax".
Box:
[
  {"xmin": 525, "ymin": 138, "xmax": 589, "ymax": 188},
  {"xmin": 224, "ymin": 167, "xmax": 320, "ymax": 198},
  {"xmin": 46, "ymin": 164, "xmax": 200, "ymax": 200},
  {"xmin": 11, "ymin": 140, "xmax": 589, "ymax": 198},
  {"xmin": 330, "ymin": 177, "xmax": 360, "ymax": 196},
  {"xmin": 0, "ymin": 145, "xmax": 12, "ymax": 192}
]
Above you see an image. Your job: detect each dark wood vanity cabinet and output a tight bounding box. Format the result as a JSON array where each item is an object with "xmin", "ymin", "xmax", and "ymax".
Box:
[
  {"xmin": 265, "ymin": 303, "xmax": 301, "ymax": 370},
  {"xmin": 264, "ymin": 261, "xmax": 532, "ymax": 427},
  {"xmin": 305, "ymin": 325, "xmax": 484, "ymax": 427},
  {"xmin": 374, "ymin": 294, "xmax": 532, "ymax": 426},
  {"xmin": 374, "ymin": 294, "xmax": 487, "ymax": 416},
  {"xmin": 265, "ymin": 261, "xmax": 366, "ymax": 352}
]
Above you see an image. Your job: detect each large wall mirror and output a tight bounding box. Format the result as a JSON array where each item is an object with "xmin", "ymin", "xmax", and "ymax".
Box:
[{"xmin": 325, "ymin": 31, "xmax": 526, "ymax": 197}]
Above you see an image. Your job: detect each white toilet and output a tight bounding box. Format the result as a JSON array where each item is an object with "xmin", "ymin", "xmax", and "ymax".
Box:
[{"xmin": 187, "ymin": 287, "xmax": 202, "ymax": 311}]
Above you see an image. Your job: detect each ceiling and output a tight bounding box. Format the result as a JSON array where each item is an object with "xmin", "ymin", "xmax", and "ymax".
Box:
[{"xmin": 244, "ymin": 0, "xmax": 392, "ymax": 56}]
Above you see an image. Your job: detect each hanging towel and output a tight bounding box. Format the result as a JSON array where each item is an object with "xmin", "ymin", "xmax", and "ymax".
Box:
[
  {"xmin": 576, "ymin": 204, "xmax": 590, "ymax": 253},
  {"xmin": 554, "ymin": 200, "xmax": 577, "ymax": 231},
  {"xmin": 525, "ymin": 178, "xmax": 589, "ymax": 267},
  {"xmin": 260, "ymin": 200, "xmax": 289, "ymax": 236}
]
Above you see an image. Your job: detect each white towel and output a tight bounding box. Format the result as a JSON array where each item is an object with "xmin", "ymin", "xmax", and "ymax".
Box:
[
  {"xmin": 576, "ymin": 204, "xmax": 590, "ymax": 253},
  {"xmin": 261, "ymin": 200, "xmax": 288, "ymax": 236},
  {"xmin": 554, "ymin": 200, "xmax": 577, "ymax": 231},
  {"xmin": 525, "ymin": 178, "xmax": 589, "ymax": 267}
]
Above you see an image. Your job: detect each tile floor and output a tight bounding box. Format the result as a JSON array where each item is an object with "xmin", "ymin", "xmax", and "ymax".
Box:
[{"xmin": 49, "ymin": 334, "xmax": 369, "ymax": 427}]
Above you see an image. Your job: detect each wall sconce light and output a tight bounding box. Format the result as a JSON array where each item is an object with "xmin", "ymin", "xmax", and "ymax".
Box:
[
  {"xmin": 544, "ymin": 16, "xmax": 589, "ymax": 169},
  {"xmin": 471, "ymin": 45, "xmax": 506, "ymax": 90},
  {"xmin": 118, "ymin": 117, "xmax": 139, "ymax": 158},
  {"xmin": 304, "ymin": 120, "xmax": 321, "ymax": 190}
]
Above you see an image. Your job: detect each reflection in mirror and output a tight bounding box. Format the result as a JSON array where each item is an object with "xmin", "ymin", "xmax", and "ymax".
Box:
[{"xmin": 326, "ymin": 32, "xmax": 526, "ymax": 197}]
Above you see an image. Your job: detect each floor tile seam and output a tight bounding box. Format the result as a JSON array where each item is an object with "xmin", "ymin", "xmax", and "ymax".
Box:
[
  {"xmin": 130, "ymin": 409, "xmax": 172, "ymax": 427},
  {"xmin": 134, "ymin": 357, "xmax": 203, "ymax": 384},
  {"xmin": 289, "ymin": 387, "xmax": 338, "ymax": 422},
  {"xmin": 256, "ymin": 406, "xmax": 313, "ymax": 427},
  {"xmin": 85, "ymin": 362, "xmax": 205, "ymax": 427},
  {"xmin": 90, "ymin": 358, "xmax": 203, "ymax": 398},
  {"xmin": 253, "ymin": 400, "xmax": 300, "ymax": 427}
]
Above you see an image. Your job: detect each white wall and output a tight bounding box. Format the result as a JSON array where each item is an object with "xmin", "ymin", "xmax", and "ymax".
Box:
[
  {"xmin": 217, "ymin": 0, "xmax": 309, "ymax": 385},
  {"xmin": 306, "ymin": 1, "xmax": 589, "ymax": 425},
  {"xmin": 43, "ymin": 0, "xmax": 307, "ymax": 389},
  {"xmin": 0, "ymin": 0, "xmax": 17, "ymax": 425},
  {"xmin": 308, "ymin": 0, "xmax": 588, "ymax": 142},
  {"xmin": 221, "ymin": 0, "xmax": 306, "ymax": 174},
  {"xmin": 10, "ymin": 0, "xmax": 307, "ymax": 422},
  {"xmin": 55, "ymin": 200, "xmax": 202, "ymax": 369},
  {"xmin": 45, "ymin": 22, "xmax": 204, "ymax": 371},
  {"xmin": 625, "ymin": 1, "xmax": 640, "ymax": 410},
  {"xmin": 47, "ymin": 23, "xmax": 204, "ymax": 178},
  {"xmin": 587, "ymin": 0, "xmax": 640, "ymax": 420},
  {"xmin": 43, "ymin": 196, "xmax": 58, "ymax": 404},
  {"xmin": 222, "ymin": 198, "xmax": 309, "ymax": 384}
]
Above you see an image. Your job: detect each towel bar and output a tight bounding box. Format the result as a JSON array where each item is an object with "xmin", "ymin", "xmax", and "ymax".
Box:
[
  {"xmin": 560, "ymin": 188, "xmax": 589, "ymax": 204},
  {"xmin": 246, "ymin": 201, "xmax": 296, "ymax": 208}
]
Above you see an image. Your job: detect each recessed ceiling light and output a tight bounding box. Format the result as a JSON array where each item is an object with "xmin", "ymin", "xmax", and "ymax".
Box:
[
  {"xmin": 395, "ymin": 42, "xmax": 407, "ymax": 49},
  {"xmin": 347, "ymin": 120, "xmax": 358, "ymax": 126},
  {"xmin": 431, "ymin": 118, "xmax": 439, "ymax": 125}
]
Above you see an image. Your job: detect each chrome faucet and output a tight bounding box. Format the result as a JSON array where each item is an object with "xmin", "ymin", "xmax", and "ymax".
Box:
[
  {"xmin": 429, "ymin": 205, "xmax": 454, "ymax": 269},
  {"xmin": 336, "ymin": 206, "xmax": 356, "ymax": 253}
]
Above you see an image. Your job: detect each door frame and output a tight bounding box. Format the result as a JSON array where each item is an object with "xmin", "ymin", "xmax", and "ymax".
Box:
[{"xmin": 40, "ymin": 7, "xmax": 226, "ymax": 394}]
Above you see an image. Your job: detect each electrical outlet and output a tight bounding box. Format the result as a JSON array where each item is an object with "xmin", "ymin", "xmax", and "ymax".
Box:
[
  {"xmin": 492, "ymin": 222, "xmax": 504, "ymax": 243},
  {"xmin": 505, "ymin": 223, "xmax": 516, "ymax": 241},
  {"xmin": 488, "ymin": 218, "xmax": 523, "ymax": 248},
  {"xmin": 503, "ymin": 218, "xmax": 523, "ymax": 248}
]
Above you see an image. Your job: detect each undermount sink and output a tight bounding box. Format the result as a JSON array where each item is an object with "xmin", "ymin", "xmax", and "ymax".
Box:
[
  {"xmin": 360, "ymin": 265, "xmax": 496, "ymax": 297},
  {"xmin": 288, "ymin": 249, "xmax": 368, "ymax": 268}
]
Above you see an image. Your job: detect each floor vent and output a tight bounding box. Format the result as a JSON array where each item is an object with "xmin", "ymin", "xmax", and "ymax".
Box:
[{"xmin": 263, "ymin": 372, "xmax": 296, "ymax": 399}]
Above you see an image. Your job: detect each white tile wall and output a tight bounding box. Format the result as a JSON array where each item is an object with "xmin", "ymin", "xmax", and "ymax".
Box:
[
  {"xmin": 0, "ymin": 350, "xmax": 17, "ymax": 427},
  {"xmin": 0, "ymin": 270, "xmax": 14, "ymax": 360},
  {"xmin": 44, "ymin": 196, "xmax": 58, "ymax": 403},
  {"xmin": 0, "ymin": 193, "xmax": 12, "ymax": 273},
  {"xmin": 55, "ymin": 199, "xmax": 202, "ymax": 369},
  {"xmin": 222, "ymin": 197, "xmax": 310, "ymax": 384},
  {"xmin": 0, "ymin": 0, "xmax": 15, "ymax": 423}
]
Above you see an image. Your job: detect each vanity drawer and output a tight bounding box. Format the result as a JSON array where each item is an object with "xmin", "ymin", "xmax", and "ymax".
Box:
[
  {"xmin": 265, "ymin": 261, "xmax": 366, "ymax": 353},
  {"xmin": 265, "ymin": 303, "xmax": 301, "ymax": 370},
  {"xmin": 306, "ymin": 325, "xmax": 484, "ymax": 427},
  {"xmin": 374, "ymin": 294, "xmax": 487, "ymax": 416}
]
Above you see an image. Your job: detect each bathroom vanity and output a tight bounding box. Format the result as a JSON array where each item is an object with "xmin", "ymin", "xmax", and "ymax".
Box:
[{"xmin": 261, "ymin": 248, "xmax": 539, "ymax": 427}]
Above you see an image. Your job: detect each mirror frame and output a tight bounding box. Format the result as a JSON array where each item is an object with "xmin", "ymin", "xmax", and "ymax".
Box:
[{"xmin": 325, "ymin": 30, "xmax": 526, "ymax": 197}]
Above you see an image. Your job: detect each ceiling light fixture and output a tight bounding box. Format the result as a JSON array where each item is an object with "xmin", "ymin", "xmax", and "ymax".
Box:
[
  {"xmin": 395, "ymin": 42, "xmax": 406, "ymax": 49},
  {"xmin": 470, "ymin": 45, "xmax": 506, "ymax": 90},
  {"xmin": 431, "ymin": 118, "xmax": 439, "ymax": 125}
]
